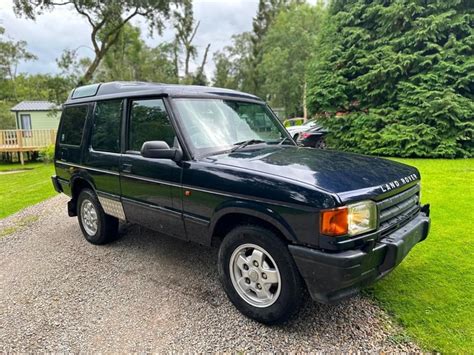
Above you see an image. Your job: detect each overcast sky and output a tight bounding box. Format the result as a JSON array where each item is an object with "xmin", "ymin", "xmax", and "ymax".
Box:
[{"xmin": 0, "ymin": 0, "xmax": 266, "ymax": 78}]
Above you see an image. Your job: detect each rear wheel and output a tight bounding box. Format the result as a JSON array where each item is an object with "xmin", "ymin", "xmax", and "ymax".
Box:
[
  {"xmin": 314, "ymin": 137, "xmax": 327, "ymax": 149},
  {"xmin": 218, "ymin": 225, "xmax": 305, "ymax": 324},
  {"xmin": 77, "ymin": 188, "xmax": 118, "ymax": 245}
]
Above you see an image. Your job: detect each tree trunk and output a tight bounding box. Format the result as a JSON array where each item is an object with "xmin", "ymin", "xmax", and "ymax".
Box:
[
  {"xmin": 199, "ymin": 43, "xmax": 211, "ymax": 72},
  {"xmin": 79, "ymin": 53, "xmax": 103, "ymax": 86},
  {"xmin": 184, "ymin": 49, "xmax": 191, "ymax": 77}
]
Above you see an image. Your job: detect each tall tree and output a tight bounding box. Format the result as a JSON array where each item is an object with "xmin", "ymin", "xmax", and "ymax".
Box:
[
  {"xmin": 173, "ymin": 0, "xmax": 199, "ymax": 81},
  {"xmin": 307, "ymin": 0, "xmax": 473, "ymax": 158},
  {"xmin": 261, "ymin": 3, "xmax": 325, "ymax": 118},
  {"xmin": 248, "ymin": 0, "xmax": 302, "ymax": 97},
  {"xmin": 13, "ymin": 0, "xmax": 182, "ymax": 84}
]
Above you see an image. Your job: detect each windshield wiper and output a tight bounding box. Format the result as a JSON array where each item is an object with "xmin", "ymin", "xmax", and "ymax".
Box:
[{"xmin": 230, "ymin": 139, "xmax": 266, "ymax": 152}]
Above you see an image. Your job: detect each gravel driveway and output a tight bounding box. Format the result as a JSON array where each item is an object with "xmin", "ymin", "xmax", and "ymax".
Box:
[{"xmin": 0, "ymin": 195, "xmax": 418, "ymax": 352}]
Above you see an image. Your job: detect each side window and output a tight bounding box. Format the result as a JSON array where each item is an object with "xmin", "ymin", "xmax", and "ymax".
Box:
[
  {"xmin": 91, "ymin": 100, "xmax": 122, "ymax": 153},
  {"xmin": 59, "ymin": 105, "xmax": 88, "ymax": 146},
  {"xmin": 129, "ymin": 99, "xmax": 176, "ymax": 151}
]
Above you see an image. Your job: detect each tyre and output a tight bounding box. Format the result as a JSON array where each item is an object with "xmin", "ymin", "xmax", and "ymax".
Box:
[
  {"xmin": 314, "ymin": 137, "xmax": 327, "ymax": 149},
  {"xmin": 77, "ymin": 188, "xmax": 119, "ymax": 245},
  {"xmin": 218, "ymin": 225, "xmax": 305, "ymax": 324}
]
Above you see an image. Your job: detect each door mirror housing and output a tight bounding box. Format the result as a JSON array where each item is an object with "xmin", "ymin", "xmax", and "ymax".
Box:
[{"xmin": 140, "ymin": 141, "xmax": 183, "ymax": 161}]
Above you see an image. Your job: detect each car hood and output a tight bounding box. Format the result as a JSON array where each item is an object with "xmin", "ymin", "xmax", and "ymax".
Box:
[{"xmin": 205, "ymin": 146, "xmax": 419, "ymax": 201}]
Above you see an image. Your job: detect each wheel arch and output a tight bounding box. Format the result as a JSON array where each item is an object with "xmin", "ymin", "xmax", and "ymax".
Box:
[
  {"xmin": 210, "ymin": 202, "xmax": 297, "ymax": 247},
  {"xmin": 68, "ymin": 175, "xmax": 96, "ymax": 216}
]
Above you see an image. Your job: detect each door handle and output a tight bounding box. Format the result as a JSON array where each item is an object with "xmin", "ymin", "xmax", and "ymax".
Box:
[{"xmin": 122, "ymin": 163, "xmax": 132, "ymax": 173}]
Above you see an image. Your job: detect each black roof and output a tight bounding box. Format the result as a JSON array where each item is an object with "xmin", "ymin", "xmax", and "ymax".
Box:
[{"xmin": 65, "ymin": 81, "xmax": 262, "ymax": 104}]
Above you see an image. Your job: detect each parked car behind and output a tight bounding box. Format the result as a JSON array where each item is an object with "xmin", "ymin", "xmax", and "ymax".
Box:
[
  {"xmin": 296, "ymin": 124, "xmax": 329, "ymax": 148},
  {"xmin": 52, "ymin": 81, "xmax": 430, "ymax": 325},
  {"xmin": 286, "ymin": 118, "xmax": 319, "ymax": 139}
]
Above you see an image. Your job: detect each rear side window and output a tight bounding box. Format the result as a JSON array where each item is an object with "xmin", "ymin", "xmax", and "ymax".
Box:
[
  {"xmin": 129, "ymin": 99, "xmax": 175, "ymax": 151},
  {"xmin": 59, "ymin": 105, "xmax": 88, "ymax": 146},
  {"xmin": 91, "ymin": 100, "xmax": 122, "ymax": 153}
]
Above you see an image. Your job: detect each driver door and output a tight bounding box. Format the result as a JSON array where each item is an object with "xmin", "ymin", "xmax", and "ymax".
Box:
[{"xmin": 120, "ymin": 98, "xmax": 186, "ymax": 240}]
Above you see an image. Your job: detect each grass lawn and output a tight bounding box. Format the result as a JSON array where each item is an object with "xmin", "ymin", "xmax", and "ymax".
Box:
[
  {"xmin": 0, "ymin": 162, "xmax": 56, "ymax": 219},
  {"xmin": 367, "ymin": 158, "xmax": 474, "ymax": 353}
]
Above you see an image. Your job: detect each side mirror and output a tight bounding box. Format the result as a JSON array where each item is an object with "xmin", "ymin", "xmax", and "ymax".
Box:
[{"xmin": 140, "ymin": 141, "xmax": 183, "ymax": 161}]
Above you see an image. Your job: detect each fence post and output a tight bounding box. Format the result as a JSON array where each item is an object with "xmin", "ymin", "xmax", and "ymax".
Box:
[{"xmin": 16, "ymin": 130, "xmax": 24, "ymax": 165}]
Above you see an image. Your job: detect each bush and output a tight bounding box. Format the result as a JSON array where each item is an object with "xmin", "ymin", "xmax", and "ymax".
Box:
[
  {"xmin": 38, "ymin": 144, "xmax": 55, "ymax": 163},
  {"xmin": 306, "ymin": 0, "xmax": 474, "ymax": 158}
]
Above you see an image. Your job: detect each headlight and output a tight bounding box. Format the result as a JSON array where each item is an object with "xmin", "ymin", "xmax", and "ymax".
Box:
[{"xmin": 320, "ymin": 200, "xmax": 377, "ymax": 237}]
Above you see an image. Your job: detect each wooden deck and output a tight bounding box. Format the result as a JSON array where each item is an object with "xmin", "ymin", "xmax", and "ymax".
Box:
[{"xmin": 0, "ymin": 129, "xmax": 57, "ymax": 164}]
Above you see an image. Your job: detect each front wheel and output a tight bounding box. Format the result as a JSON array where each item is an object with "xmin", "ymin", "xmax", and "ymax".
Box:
[{"xmin": 218, "ymin": 225, "xmax": 305, "ymax": 324}]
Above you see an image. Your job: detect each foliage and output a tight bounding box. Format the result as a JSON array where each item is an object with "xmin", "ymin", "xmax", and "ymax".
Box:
[
  {"xmin": 212, "ymin": 0, "xmax": 301, "ymax": 97},
  {"xmin": 0, "ymin": 25, "xmax": 37, "ymax": 82},
  {"xmin": 38, "ymin": 144, "xmax": 55, "ymax": 163},
  {"xmin": 95, "ymin": 23, "xmax": 178, "ymax": 84},
  {"xmin": 13, "ymin": 0, "xmax": 182, "ymax": 84},
  {"xmin": 0, "ymin": 26, "xmax": 73, "ymax": 129},
  {"xmin": 307, "ymin": 0, "xmax": 474, "ymax": 158},
  {"xmin": 248, "ymin": 0, "xmax": 303, "ymax": 98},
  {"xmin": 368, "ymin": 158, "xmax": 474, "ymax": 353},
  {"xmin": 0, "ymin": 101, "xmax": 15, "ymax": 129},
  {"xmin": 0, "ymin": 73, "xmax": 74, "ymax": 129},
  {"xmin": 212, "ymin": 32, "xmax": 254, "ymax": 91},
  {"xmin": 261, "ymin": 3, "xmax": 325, "ymax": 117},
  {"xmin": 173, "ymin": 0, "xmax": 198, "ymax": 79},
  {"xmin": 212, "ymin": 0, "xmax": 322, "ymax": 117},
  {"xmin": 0, "ymin": 162, "xmax": 55, "ymax": 218}
]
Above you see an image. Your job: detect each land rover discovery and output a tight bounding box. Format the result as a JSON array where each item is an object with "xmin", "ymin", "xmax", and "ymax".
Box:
[{"xmin": 52, "ymin": 82, "xmax": 430, "ymax": 324}]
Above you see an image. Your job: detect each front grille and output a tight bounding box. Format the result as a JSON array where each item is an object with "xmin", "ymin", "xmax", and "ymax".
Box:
[{"xmin": 377, "ymin": 184, "xmax": 420, "ymax": 237}]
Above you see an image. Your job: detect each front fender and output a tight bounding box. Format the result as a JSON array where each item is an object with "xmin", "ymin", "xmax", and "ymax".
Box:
[{"xmin": 209, "ymin": 200, "xmax": 297, "ymax": 242}]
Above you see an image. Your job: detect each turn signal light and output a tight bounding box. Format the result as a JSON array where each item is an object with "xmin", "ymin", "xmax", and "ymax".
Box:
[{"xmin": 320, "ymin": 207, "xmax": 348, "ymax": 236}]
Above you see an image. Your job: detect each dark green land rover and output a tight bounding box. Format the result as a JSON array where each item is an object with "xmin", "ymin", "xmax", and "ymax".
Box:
[{"xmin": 52, "ymin": 82, "xmax": 430, "ymax": 324}]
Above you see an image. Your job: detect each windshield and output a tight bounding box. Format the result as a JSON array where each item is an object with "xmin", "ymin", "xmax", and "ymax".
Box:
[{"xmin": 173, "ymin": 98, "xmax": 292, "ymax": 157}]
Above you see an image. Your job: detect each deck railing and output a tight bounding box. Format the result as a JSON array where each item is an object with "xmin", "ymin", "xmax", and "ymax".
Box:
[{"xmin": 0, "ymin": 129, "xmax": 57, "ymax": 150}]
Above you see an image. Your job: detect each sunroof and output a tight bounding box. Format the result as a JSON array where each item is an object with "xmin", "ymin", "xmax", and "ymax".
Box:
[{"xmin": 71, "ymin": 83, "xmax": 101, "ymax": 99}]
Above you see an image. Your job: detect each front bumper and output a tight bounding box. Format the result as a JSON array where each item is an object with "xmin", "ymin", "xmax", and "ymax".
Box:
[{"xmin": 289, "ymin": 209, "xmax": 430, "ymax": 303}]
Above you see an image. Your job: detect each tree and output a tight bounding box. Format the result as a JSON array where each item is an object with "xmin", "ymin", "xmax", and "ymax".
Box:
[
  {"xmin": 192, "ymin": 43, "xmax": 210, "ymax": 85},
  {"xmin": 212, "ymin": 52, "xmax": 237, "ymax": 89},
  {"xmin": 0, "ymin": 26, "xmax": 37, "ymax": 99},
  {"xmin": 212, "ymin": 32, "xmax": 254, "ymax": 90},
  {"xmin": 248, "ymin": 0, "xmax": 302, "ymax": 97},
  {"xmin": 95, "ymin": 23, "xmax": 178, "ymax": 84},
  {"xmin": 56, "ymin": 48, "xmax": 92, "ymax": 85},
  {"xmin": 173, "ymin": 0, "xmax": 198, "ymax": 81},
  {"xmin": 306, "ymin": 0, "xmax": 474, "ymax": 158},
  {"xmin": 13, "ymin": 0, "xmax": 182, "ymax": 84},
  {"xmin": 261, "ymin": 3, "xmax": 325, "ymax": 117}
]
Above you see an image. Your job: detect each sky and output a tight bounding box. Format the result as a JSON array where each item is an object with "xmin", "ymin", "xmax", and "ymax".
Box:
[{"xmin": 0, "ymin": 0, "xmax": 265, "ymax": 78}]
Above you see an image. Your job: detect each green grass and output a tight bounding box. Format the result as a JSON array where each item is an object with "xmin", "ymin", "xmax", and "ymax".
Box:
[
  {"xmin": 0, "ymin": 162, "xmax": 56, "ymax": 218},
  {"xmin": 367, "ymin": 158, "xmax": 474, "ymax": 353}
]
